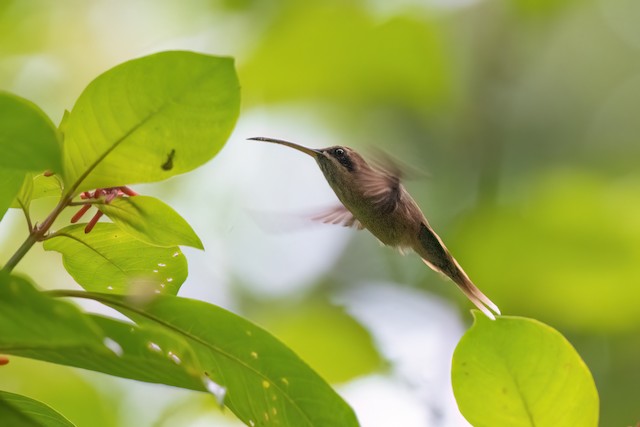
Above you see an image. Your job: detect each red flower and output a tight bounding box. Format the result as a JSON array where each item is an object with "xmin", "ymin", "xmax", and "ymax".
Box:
[{"xmin": 71, "ymin": 186, "xmax": 138, "ymax": 233}]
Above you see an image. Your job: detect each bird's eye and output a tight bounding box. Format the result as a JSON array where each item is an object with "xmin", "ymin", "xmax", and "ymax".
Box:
[{"xmin": 334, "ymin": 148, "xmax": 345, "ymax": 157}]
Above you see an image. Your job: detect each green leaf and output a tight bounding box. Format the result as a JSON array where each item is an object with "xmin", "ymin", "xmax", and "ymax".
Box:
[
  {"xmin": 1, "ymin": 276, "xmax": 358, "ymax": 426},
  {"xmin": 0, "ymin": 169, "xmax": 25, "ymax": 221},
  {"xmin": 97, "ymin": 195, "xmax": 203, "ymax": 249},
  {"xmin": 451, "ymin": 312, "xmax": 599, "ymax": 427},
  {"xmin": 61, "ymin": 51, "xmax": 240, "ymax": 194},
  {"xmin": 11, "ymin": 173, "xmax": 63, "ymax": 210},
  {"xmin": 0, "ymin": 275, "xmax": 209, "ymax": 399},
  {"xmin": 0, "ymin": 91, "xmax": 62, "ymax": 173},
  {"xmin": 7, "ymin": 314, "xmax": 210, "ymax": 394},
  {"xmin": 0, "ymin": 272, "xmax": 105, "ymax": 349},
  {"xmin": 0, "ymin": 391, "xmax": 75, "ymax": 427},
  {"xmin": 70, "ymin": 291, "xmax": 360, "ymax": 427},
  {"xmin": 43, "ymin": 223, "xmax": 187, "ymax": 295},
  {"xmin": 83, "ymin": 315, "xmax": 208, "ymax": 391},
  {"xmin": 12, "ymin": 173, "xmax": 34, "ymax": 211}
]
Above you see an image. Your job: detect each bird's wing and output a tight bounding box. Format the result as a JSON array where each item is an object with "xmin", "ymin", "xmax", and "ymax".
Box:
[
  {"xmin": 358, "ymin": 165, "xmax": 402, "ymax": 214},
  {"xmin": 311, "ymin": 205, "xmax": 363, "ymax": 229},
  {"xmin": 369, "ymin": 148, "xmax": 430, "ymax": 181}
]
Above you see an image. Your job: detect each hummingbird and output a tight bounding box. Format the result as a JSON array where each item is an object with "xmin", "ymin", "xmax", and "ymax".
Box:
[{"xmin": 248, "ymin": 137, "xmax": 500, "ymax": 319}]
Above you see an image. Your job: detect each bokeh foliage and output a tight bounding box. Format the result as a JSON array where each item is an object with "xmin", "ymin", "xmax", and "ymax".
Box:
[{"xmin": 1, "ymin": 0, "xmax": 639, "ymax": 425}]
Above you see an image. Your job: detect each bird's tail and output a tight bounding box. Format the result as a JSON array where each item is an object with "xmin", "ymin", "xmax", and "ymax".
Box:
[
  {"xmin": 417, "ymin": 223, "xmax": 500, "ymax": 319},
  {"xmin": 425, "ymin": 257, "xmax": 501, "ymax": 320}
]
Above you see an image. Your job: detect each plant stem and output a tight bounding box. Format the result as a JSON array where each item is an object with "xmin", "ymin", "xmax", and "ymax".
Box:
[
  {"xmin": 17, "ymin": 199, "xmax": 33, "ymax": 232},
  {"xmin": 2, "ymin": 194, "xmax": 73, "ymax": 274},
  {"xmin": 2, "ymin": 233, "xmax": 38, "ymax": 273}
]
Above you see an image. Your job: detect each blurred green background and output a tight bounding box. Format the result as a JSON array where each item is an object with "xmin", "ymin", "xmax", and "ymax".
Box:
[{"xmin": 1, "ymin": 0, "xmax": 639, "ymax": 426}]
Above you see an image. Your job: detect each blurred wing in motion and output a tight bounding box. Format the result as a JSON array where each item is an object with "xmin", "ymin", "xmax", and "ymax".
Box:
[{"xmin": 312, "ymin": 205, "xmax": 363, "ymax": 229}]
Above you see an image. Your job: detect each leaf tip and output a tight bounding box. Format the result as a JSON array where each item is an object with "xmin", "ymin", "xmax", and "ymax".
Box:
[{"xmin": 193, "ymin": 238, "xmax": 205, "ymax": 251}]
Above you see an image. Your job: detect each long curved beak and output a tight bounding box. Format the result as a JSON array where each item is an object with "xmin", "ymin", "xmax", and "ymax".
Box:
[{"xmin": 247, "ymin": 137, "xmax": 321, "ymax": 158}]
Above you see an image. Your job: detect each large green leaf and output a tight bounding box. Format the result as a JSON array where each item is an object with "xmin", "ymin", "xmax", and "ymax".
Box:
[
  {"xmin": 7, "ymin": 314, "xmax": 211, "ymax": 396},
  {"xmin": 0, "ymin": 91, "xmax": 62, "ymax": 173},
  {"xmin": 97, "ymin": 195, "xmax": 203, "ymax": 249},
  {"xmin": 58, "ymin": 291, "xmax": 360, "ymax": 427},
  {"xmin": 451, "ymin": 312, "xmax": 599, "ymax": 427},
  {"xmin": 0, "ymin": 275, "xmax": 212, "ymax": 399},
  {"xmin": 0, "ymin": 272, "xmax": 105, "ymax": 348},
  {"xmin": 61, "ymin": 51, "xmax": 240, "ymax": 194},
  {"xmin": 43, "ymin": 223, "xmax": 187, "ymax": 295},
  {"xmin": 1, "ymin": 273, "xmax": 358, "ymax": 426},
  {"xmin": 0, "ymin": 391, "xmax": 75, "ymax": 427}
]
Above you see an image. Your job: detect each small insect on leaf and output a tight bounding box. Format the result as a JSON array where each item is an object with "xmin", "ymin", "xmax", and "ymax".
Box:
[{"xmin": 162, "ymin": 149, "xmax": 176, "ymax": 171}]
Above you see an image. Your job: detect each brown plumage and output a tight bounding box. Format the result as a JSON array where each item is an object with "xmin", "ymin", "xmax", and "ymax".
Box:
[{"xmin": 248, "ymin": 137, "xmax": 500, "ymax": 319}]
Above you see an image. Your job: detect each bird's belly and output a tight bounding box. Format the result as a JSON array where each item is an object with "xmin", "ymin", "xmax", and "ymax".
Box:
[
  {"xmin": 331, "ymin": 182, "xmax": 418, "ymax": 248},
  {"xmin": 356, "ymin": 208, "xmax": 412, "ymax": 248}
]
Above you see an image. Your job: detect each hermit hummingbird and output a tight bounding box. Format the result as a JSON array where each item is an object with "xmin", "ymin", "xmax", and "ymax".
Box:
[{"xmin": 248, "ymin": 137, "xmax": 500, "ymax": 319}]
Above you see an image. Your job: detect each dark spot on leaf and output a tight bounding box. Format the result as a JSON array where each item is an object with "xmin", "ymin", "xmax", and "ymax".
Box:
[{"xmin": 162, "ymin": 149, "xmax": 175, "ymax": 171}]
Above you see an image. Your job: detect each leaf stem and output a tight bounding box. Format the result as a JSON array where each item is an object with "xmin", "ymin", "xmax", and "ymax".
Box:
[{"xmin": 1, "ymin": 194, "xmax": 73, "ymax": 273}]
